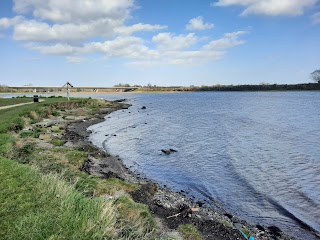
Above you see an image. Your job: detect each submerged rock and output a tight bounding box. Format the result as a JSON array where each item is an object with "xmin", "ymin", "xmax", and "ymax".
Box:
[{"xmin": 161, "ymin": 149, "xmax": 178, "ymax": 155}]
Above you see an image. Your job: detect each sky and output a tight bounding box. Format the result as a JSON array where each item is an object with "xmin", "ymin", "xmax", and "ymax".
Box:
[{"xmin": 0, "ymin": 0, "xmax": 320, "ymax": 87}]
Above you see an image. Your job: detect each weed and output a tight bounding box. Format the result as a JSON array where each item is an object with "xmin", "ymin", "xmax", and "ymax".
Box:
[
  {"xmin": 13, "ymin": 142, "xmax": 36, "ymax": 164},
  {"xmin": 49, "ymin": 139, "xmax": 65, "ymax": 146},
  {"xmin": 178, "ymin": 224, "xmax": 202, "ymax": 240}
]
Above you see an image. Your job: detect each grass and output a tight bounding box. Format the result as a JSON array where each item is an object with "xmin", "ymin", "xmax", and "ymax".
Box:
[
  {"xmin": 0, "ymin": 97, "xmax": 33, "ymax": 107},
  {"xmin": 49, "ymin": 139, "xmax": 65, "ymax": 146},
  {"xmin": 178, "ymin": 224, "xmax": 203, "ymax": 240},
  {"xmin": 0, "ymin": 97, "xmax": 86, "ymax": 133},
  {"xmin": 0, "ymin": 157, "xmax": 117, "ymax": 240},
  {"xmin": 0, "ymin": 97, "xmax": 161, "ymax": 240}
]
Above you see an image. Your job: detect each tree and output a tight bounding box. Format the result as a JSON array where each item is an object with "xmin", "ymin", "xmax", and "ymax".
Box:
[{"xmin": 310, "ymin": 69, "xmax": 320, "ymax": 83}]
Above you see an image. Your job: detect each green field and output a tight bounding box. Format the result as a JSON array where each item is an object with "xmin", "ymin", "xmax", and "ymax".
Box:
[{"xmin": 0, "ymin": 97, "xmax": 33, "ymax": 107}]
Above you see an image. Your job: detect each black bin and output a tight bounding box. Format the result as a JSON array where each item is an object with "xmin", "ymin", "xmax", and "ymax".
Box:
[{"xmin": 33, "ymin": 95, "xmax": 39, "ymax": 103}]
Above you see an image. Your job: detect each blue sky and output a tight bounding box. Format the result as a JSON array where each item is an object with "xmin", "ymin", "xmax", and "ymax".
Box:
[{"xmin": 0, "ymin": 0, "xmax": 320, "ymax": 87}]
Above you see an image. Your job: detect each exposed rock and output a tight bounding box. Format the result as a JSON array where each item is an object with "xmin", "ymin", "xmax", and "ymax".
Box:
[
  {"xmin": 224, "ymin": 213, "xmax": 233, "ymax": 219},
  {"xmin": 141, "ymin": 106, "xmax": 146, "ymax": 109},
  {"xmin": 268, "ymin": 225, "xmax": 282, "ymax": 237},
  {"xmin": 256, "ymin": 224, "xmax": 265, "ymax": 231},
  {"xmin": 113, "ymin": 99, "xmax": 127, "ymax": 102},
  {"xmin": 161, "ymin": 149, "xmax": 178, "ymax": 155},
  {"xmin": 39, "ymin": 134, "xmax": 52, "ymax": 141}
]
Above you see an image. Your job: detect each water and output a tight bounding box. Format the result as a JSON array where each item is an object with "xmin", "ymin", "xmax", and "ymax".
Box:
[{"xmin": 9, "ymin": 91, "xmax": 318, "ymax": 239}]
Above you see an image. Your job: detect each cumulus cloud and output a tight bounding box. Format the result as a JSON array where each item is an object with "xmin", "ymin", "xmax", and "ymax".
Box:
[
  {"xmin": 152, "ymin": 33, "xmax": 198, "ymax": 51},
  {"xmin": 84, "ymin": 36, "xmax": 160, "ymax": 60},
  {"xmin": 186, "ymin": 16, "xmax": 214, "ymax": 31},
  {"xmin": 212, "ymin": 0, "xmax": 318, "ymax": 16},
  {"xmin": 115, "ymin": 23, "xmax": 167, "ymax": 35},
  {"xmin": 312, "ymin": 12, "xmax": 320, "ymax": 24},
  {"xmin": 13, "ymin": 0, "xmax": 134, "ymax": 23},
  {"xmin": 13, "ymin": 18, "xmax": 118, "ymax": 41},
  {"xmin": 1, "ymin": 0, "xmax": 248, "ymax": 65},
  {"xmin": 28, "ymin": 43, "xmax": 76, "ymax": 55},
  {"xmin": 203, "ymin": 31, "xmax": 248, "ymax": 49},
  {"xmin": 0, "ymin": 16, "xmax": 23, "ymax": 29}
]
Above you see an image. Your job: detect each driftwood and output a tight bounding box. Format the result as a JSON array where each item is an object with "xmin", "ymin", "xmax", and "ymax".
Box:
[{"xmin": 166, "ymin": 207, "xmax": 199, "ymax": 219}]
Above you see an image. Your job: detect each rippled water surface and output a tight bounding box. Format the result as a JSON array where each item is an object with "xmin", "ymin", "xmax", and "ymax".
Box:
[{"xmin": 88, "ymin": 92, "xmax": 320, "ymax": 239}]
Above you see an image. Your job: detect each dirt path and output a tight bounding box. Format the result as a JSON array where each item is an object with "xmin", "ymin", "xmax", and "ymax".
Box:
[{"xmin": 0, "ymin": 100, "xmax": 43, "ymax": 110}]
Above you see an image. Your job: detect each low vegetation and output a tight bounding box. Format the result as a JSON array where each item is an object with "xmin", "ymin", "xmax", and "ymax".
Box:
[
  {"xmin": 0, "ymin": 158, "xmax": 117, "ymax": 240},
  {"xmin": 0, "ymin": 97, "xmax": 169, "ymax": 240},
  {"xmin": 178, "ymin": 224, "xmax": 202, "ymax": 240},
  {"xmin": 0, "ymin": 97, "xmax": 33, "ymax": 107}
]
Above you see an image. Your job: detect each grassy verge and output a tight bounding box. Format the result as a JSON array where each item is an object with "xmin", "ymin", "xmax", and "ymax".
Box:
[
  {"xmin": 0, "ymin": 157, "xmax": 116, "ymax": 240},
  {"xmin": 0, "ymin": 97, "xmax": 33, "ymax": 107},
  {"xmin": 178, "ymin": 224, "xmax": 202, "ymax": 240},
  {"xmin": 0, "ymin": 97, "xmax": 162, "ymax": 240}
]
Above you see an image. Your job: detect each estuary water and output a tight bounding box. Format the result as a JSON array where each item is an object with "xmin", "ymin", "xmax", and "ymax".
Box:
[{"xmin": 87, "ymin": 92, "xmax": 320, "ymax": 239}]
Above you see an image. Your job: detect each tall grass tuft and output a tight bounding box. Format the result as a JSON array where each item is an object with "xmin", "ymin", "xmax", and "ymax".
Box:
[{"xmin": 0, "ymin": 158, "xmax": 117, "ymax": 240}]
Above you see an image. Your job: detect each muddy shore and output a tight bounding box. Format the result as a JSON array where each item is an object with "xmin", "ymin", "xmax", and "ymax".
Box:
[{"xmin": 62, "ymin": 100, "xmax": 295, "ymax": 240}]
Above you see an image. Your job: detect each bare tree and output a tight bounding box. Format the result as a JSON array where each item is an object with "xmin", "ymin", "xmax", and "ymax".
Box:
[{"xmin": 311, "ymin": 69, "xmax": 320, "ymax": 83}]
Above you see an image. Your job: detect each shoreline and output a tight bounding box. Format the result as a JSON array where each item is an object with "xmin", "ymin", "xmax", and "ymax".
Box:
[{"xmin": 63, "ymin": 100, "xmax": 296, "ymax": 240}]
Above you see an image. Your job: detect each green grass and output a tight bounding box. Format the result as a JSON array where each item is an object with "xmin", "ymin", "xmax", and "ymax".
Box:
[
  {"xmin": 0, "ymin": 97, "xmax": 33, "ymax": 107},
  {"xmin": 0, "ymin": 157, "xmax": 117, "ymax": 240},
  {"xmin": 178, "ymin": 224, "xmax": 203, "ymax": 240},
  {"xmin": 0, "ymin": 97, "xmax": 102, "ymax": 133},
  {"xmin": 49, "ymin": 139, "xmax": 65, "ymax": 146},
  {"xmin": 114, "ymin": 195, "xmax": 156, "ymax": 238}
]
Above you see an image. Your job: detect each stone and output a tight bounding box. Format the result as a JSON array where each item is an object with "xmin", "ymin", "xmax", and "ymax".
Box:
[
  {"xmin": 39, "ymin": 134, "xmax": 52, "ymax": 141},
  {"xmin": 268, "ymin": 226, "xmax": 282, "ymax": 237}
]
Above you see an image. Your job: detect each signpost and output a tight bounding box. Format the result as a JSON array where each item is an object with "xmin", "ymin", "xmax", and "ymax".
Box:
[{"xmin": 62, "ymin": 82, "xmax": 74, "ymax": 101}]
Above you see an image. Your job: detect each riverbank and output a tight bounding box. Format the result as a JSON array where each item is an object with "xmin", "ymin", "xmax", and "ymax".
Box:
[
  {"xmin": 0, "ymin": 97, "xmax": 298, "ymax": 239},
  {"xmin": 66, "ymin": 99, "xmax": 297, "ymax": 240}
]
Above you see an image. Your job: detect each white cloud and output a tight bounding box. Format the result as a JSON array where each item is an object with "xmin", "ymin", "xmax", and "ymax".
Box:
[
  {"xmin": 186, "ymin": 16, "xmax": 214, "ymax": 31},
  {"xmin": 165, "ymin": 50, "xmax": 224, "ymax": 65},
  {"xmin": 13, "ymin": 18, "xmax": 118, "ymax": 41},
  {"xmin": 0, "ymin": 16, "xmax": 23, "ymax": 29},
  {"xmin": 312, "ymin": 12, "xmax": 320, "ymax": 24},
  {"xmin": 13, "ymin": 0, "xmax": 134, "ymax": 23},
  {"xmin": 213, "ymin": 0, "xmax": 318, "ymax": 16},
  {"xmin": 152, "ymin": 33, "xmax": 198, "ymax": 51},
  {"xmin": 203, "ymin": 31, "xmax": 248, "ymax": 49},
  {"xmin": 84, "ymin": 36, "xmax": 160, "ymax": 60},
  {"xmin": 115, "ymin": 23, "xmax": 167, "ymax": 35},
  {"xmin": 2, "ymin": 0, "xmax": 248, "ymax": 65},
  {"xmin": 28, "ymin": 43, "xmax": 76, "ymax": 55}
]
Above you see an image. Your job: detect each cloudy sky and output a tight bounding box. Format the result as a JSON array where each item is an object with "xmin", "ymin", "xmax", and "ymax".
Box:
[{"xmin": 0, "ymin": 0, "xmax": 319, "ymax": 87}]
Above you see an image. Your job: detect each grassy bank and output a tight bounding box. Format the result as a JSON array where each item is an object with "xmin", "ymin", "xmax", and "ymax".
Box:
[
  {"xmin": 0, "ymin": 97, "xmax": 167, "ymax": 240},
  {"xmin": 0, "ymin": 97, "xmax": 33, "ymax": 107},
  {"xmin": 0, "ymin": 157, "xmax": 116, "ymax": 240}
]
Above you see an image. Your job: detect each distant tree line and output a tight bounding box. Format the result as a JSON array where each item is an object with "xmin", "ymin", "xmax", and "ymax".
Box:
[
  {"xmin": 311, "ymin": 69, "xmax": 320, "ymax": 83},
  {"xmin": 188, "ymin": 83, "xmax": 320, "ymax": 92},
  {"xmin": 0, "ymin": 85, "xmax": 14, "ymax": 93}
]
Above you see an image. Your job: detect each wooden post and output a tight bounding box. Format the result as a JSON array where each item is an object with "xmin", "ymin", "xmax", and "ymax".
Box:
[{"xmin": 63, "ymin": 82, "xmax": 73, "ymax": 101}]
